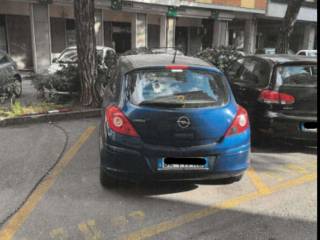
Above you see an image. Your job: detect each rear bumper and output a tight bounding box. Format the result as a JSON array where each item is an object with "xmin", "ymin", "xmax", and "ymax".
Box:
[
  {"xmin": 100, "ymin": 131, "xmax": 251, "ymax": 182},
  {"xmin": 255, "ymin": 111, "xmax": 317, "ymax": 142}
]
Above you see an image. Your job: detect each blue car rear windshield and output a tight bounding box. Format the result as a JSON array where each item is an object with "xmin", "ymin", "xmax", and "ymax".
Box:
[{"xmin": 126, "ymin": 69, "xmax": 229, "ymax": 108}]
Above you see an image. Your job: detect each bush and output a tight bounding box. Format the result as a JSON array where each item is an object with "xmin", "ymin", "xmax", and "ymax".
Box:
[
  {"xmin": 32, "ymin": 51, "xmax": 118, "ymax": 102},
  {"xmin": 196, "ymin": 46, "xmax": 243, "ymax": 73},
  {"xmin": 121, "ymin": 47, "xmax": 153, "ymax": 56}
]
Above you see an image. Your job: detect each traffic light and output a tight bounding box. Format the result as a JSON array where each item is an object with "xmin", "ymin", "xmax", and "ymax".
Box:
[{"xmin": 111, "ymin": 0, "xmax": 122, "ymax": 10}]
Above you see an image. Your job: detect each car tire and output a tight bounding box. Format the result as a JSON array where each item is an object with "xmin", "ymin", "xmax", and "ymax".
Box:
[
  {"xmin": 13, "ymin": 77, "xmax": 22, "ymax": 98},
  {"xmin": 220, "ymin": 175, "xmax": 243, "ymax": 184},
  {"xmin": 100, "ymin": 167, "xmax": 118, "ymax": 188}
]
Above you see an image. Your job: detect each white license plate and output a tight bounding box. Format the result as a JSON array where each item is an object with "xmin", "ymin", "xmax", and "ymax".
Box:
[{"xmin": 157, "ymin": 158, "xmax": 210, "ymax": 171}]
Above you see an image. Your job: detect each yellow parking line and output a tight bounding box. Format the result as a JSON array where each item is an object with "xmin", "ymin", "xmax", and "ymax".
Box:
[
  {"xmin": 78, "ymin": 220, "xmax": 102, "ymax": 240},
  {"xmin": 128, "ymin": 211, "xmax": 145, "ymax": 221},
  {"xmin": 119, "ymin": 172, "xmax": 317, "ymax": 240},
  {"xmin": 0, "ymin": 126, "xmax": 96, "ymax": 240},
  {"xmin": 261, "ymin": 171, "xmax": 284, "ymax": 181},
  {"xmin": 247, "ymin": 168, "xmax": 272, "ymax": 194},
  {"xmin": 49, "ymin": 228, "xmax": 68, "ymax": 240},
  {"xmin": 286, "ymin": 164, "xmax": 308, "ymax": 175}
]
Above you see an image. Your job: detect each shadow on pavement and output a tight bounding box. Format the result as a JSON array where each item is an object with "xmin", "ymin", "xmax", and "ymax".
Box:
[
  {"xmin": 252, "ymin": 138, "xmax": 317, "ymax": 155},
  {"xmin": 105, "ymin": 181, "xmax": 199, "ymax": 196}
]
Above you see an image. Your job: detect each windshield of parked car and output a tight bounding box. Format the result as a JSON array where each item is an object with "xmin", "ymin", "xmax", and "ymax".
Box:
[
  {"xmin": 0, "ymin": 52, "xmax": 10, "ymax": 65},
  {"xmin": 58, "ymin": 49, "xmax": 104, "ymax": 63},
  {"xmin": 276, "ymin": 64, "xmax": 317, "ymax": 87},
  {"xmin": 127, "ymin": 69, "xmax": 229, "ymax": 108},
  {"xmin": 308, "ymin": 51, "xmax": 317, "ymax": 57}
]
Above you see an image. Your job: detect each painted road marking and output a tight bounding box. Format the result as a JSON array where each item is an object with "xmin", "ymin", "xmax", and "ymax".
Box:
[
  {"xmin": 286, "ymin": 164, "xmax": 308, "ymax": 175},
  {"xmin": 78, "ymin": 220, "xmax": 102, "ymax": 240},
  {"xmin": 247, "ymin": 168, "xmax": 272, "ymax": 194},
  {"xmin": 111, "ymin": 211, "xmax": 145, "ymax": 228},
  {"xmin": 119, "ymin": 172, "xmax": 317, "ymax": 240},
  {"xmin": 0, "ymin": 126, "xmax": 96, "ymax": 240},
  {"xmin": 128, "ymin": 211, "xmax": 145, "ymax": 221},
  {"xmin": 111, "ymin": 216, "xmax": 129, "ymax": 228},
  {"xmin": 50, "ymin": 228, "xmax": 68, "ymax": 240},
  {"xmin": 261, "ymin": 171, "xmax": 284, "ymax": 181}
]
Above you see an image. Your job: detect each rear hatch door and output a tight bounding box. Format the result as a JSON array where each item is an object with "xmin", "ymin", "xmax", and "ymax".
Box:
[
  {"xmin": 123, "ymin": 66, "xmax": 236, "ymax": 147},
  {"xmin": 276, "ymin": 63, "xmax": 317, "ymax": 117}
]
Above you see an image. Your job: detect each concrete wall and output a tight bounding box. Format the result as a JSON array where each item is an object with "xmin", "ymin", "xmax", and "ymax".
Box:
[
  {"xmin": 0, "ymin": 1, "xmax": 30, "ymax": 16},
  {"xmin": 266, "ymin": 2, "xmax": 317, "ymax": 22},
  {"xmin": 31, "ymin": 4, "xmax": 51, "ymax": 73}
]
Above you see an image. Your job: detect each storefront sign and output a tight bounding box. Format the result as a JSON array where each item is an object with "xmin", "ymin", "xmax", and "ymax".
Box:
[
  {"xmin": 168, "ymin": 6, "xmax": 177, "ymax": 17},
  {"xmin": 111, "ymin": 0, "xmax": 122, "ymax": 10},
  {"xmin": 191, "ymin": 0, "xmax": 267, "ymax": 10}
]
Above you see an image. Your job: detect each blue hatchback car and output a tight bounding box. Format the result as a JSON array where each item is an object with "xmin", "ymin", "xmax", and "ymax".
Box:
[{"xmin": 99, "ymin": 54, "xmax": 251, "ymax": 186}]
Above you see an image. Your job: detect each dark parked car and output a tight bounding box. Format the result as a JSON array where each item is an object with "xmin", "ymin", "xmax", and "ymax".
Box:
[
  {"xmin": 227, "ymin": 54, "xmax": 317, "ymax": 143},
  {"xmin": 99, "ymin": 54, "xmax": 251, "ymax": 186},
  {"xmin": 0, "ymin": 50, "xmax": 22, "ymax": 102}
]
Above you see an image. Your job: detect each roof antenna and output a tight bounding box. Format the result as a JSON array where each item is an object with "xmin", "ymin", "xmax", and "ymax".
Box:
[{"xmin": 172, "ymin": 47, "xmax": 178, "ymax": 64}]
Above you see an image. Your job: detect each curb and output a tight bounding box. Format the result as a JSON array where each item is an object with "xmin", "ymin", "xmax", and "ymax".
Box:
[{"xmin": 0, "ymin": 109, "xmax": 101, "ymax": 127}]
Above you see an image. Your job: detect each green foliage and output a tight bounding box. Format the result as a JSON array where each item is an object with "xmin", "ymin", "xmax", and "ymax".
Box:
[
  {"xmin": 0, "ymin": 69, "xmax": 16, "ymax": 98},
  {"xmin": 121, "ymin": 47, "xmax": 153, "ymax": 56},
  {"xmin": 196, "ymin": 46, "xmax": 243, "ymax": 73},
  {"xmin": 0, "ymin": 100, "xmax": 64, "ymax": 119},
  {"xmin": 10, "ymin": 101, "xmax": 23, "ymax": 116},
  {"xmin": 31, "ymin": 51, "xmax": 118, "ymax": 103}
]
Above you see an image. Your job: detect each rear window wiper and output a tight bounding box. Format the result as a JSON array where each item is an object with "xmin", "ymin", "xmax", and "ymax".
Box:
[{"xmin": 139, "ymin": 101, "xmax": 185, "ymax": 108}]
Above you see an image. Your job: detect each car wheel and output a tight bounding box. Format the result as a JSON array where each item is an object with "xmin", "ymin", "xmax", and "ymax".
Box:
[
  {"xmin": 220, "ymin": 175, "xmax": 243, "ymax": 184},
  {"xmin": 13, "ymin": 77, "xmax": 22, "ymax": 98},
  {"xmin": 100, "ymin": 167, "xmax": 118, "ymax": 188}
]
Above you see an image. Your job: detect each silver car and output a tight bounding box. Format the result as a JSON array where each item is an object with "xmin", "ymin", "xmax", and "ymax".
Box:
[
  {"xmin": 0, "ymin": 50, "xmax": 22, "ymax": 102},
  {"xmin": 48, "ymin": 46, "xmax": 116, "ymax": 74}
]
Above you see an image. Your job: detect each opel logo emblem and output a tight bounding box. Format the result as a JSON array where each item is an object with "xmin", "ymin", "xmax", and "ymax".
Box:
[{"xmin": 177, "ymin": 116, "xmax": 191, "ymax": 129}]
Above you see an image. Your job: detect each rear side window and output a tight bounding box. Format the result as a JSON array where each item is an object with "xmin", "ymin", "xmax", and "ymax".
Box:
[
  {"xmin": 276, "ymin": 64, "xmax": 317, "ymax": 87},
  {"xmin": 0, "ymin": 54, "xmax": 10, "ymax": 65},
  {"xmin": 233, "ymin": 58, "xmax": 271, "ymax": 88},
  {"xmin": 126, "ymin": 69, "xmax": 229, "ymax": 108}
]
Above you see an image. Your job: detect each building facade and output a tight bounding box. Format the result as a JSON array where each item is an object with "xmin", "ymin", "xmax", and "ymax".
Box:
[{"xmin": 0, "ymin": 0, "xmax": 317, "ymax": 72}]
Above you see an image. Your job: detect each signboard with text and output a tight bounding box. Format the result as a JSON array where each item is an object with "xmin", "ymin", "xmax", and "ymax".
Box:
[{"xmin": 192, "ymin": 0, "xmax": 267, "ymax": 10}]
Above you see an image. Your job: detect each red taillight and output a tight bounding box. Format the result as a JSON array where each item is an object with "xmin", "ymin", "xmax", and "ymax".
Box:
[
  {"xmin": 105, "ymin": 106, "xmax": 139, "ymax": 137},
  {"xmin": 225, "ymin": 106, "xmax": 249, "ymax": 137},
  {"xmin": 165, "ymin": 65, "xmax": 189, "ymax": 70},
  {"xmin": 258, "ymin": 90, "xmax": 295, "ymax": 105}
]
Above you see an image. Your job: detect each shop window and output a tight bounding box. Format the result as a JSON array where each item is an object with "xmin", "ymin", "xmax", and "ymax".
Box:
[
  {"xmin": 148, "ymin": 24, "xmax": 160, "ymax": 49},
  {"xmin": 0, "ymin": 15, "xmax": 7, "ymax": 52},
  {"xmin": 112, "ymin": 22, "xmax": 131, "ymax": 53},
  {"xmin": 66, "ymin": 19, "xmax": 76, "ymax": 47}
]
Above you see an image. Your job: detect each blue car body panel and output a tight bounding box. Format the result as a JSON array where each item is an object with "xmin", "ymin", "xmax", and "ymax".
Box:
[{"xmin": 100, "ymin": 58, "xmax": 251, "ymax": 182}]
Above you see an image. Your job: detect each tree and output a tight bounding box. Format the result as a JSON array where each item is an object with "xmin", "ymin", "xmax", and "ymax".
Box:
[
  {"xmin": 74, "ymin": 0, "xmax": 101, "ymax": 107},
  {"xmin": 276, "ymin": 0, "xmax": 304, "ymax": 54}
]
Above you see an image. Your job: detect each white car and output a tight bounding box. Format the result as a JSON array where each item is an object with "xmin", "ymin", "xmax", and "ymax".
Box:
[
  {"xmin": 296, "ymin": 50, "xmax": 317, "ymax": 57},
  {"xmin": 151, "ymin": 48, "xmax": 184, "ymax": 56},
  {"xmin": 48, "ymin": 46, "xmax": 116, "ymax": 74}
]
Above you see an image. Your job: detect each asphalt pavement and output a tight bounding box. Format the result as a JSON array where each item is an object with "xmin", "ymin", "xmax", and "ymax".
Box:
[{"xmin": 0, "ymin": 119, "xmax": 317, "ymax": 240}]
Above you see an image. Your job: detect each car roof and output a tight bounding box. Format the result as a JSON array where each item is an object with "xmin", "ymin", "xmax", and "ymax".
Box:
[
  {"xmin": 64, "ymin": 46, "xmax": 115, "ymax": 52},
  {"xmin": 250, "ymin": 54, "xmax": 317, "ymax": 64},
  {"xmin": 119, "ymin": 54, "xmax": 216, "ymax": 74},
  {"xmin": 298, "ymin": 50, "xmax": 317, "ymax": 52}
]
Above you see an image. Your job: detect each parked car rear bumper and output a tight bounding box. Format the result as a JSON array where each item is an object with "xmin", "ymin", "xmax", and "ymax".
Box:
[
  {"xmin": 255, "ymin": 111, "xmax": 317, "ymax": 142},
  {"xmin": 100, "ymin": 130, "xmax": 251, "ymax": 182}
]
